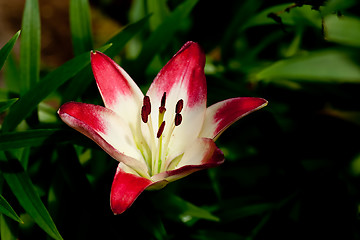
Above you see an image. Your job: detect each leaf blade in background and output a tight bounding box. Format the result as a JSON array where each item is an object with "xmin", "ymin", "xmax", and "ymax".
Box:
[
  {"xmin": 153, "ymin": 193, "xmax": 219, "ymax": 223},
  {"xmin": 131, "ymin": 0, "xmax": 199, "ymax": 77},
  {"xmin": 0, "ymin": 99, "xmax": 18, "ymax": 113},
  {"xmin": 256, "ymin": 50, "xmax": 360, "ymax": 83},
  {"xmin": 241, "ymin": 4, "xmax": 322, "ymax": 31},
  {"xmin": 147, "ymin": 0, "xmax": 169, "ymax": 31},
  {"xmin": 321, "ymin": 0, "xmax": 357, "ymax": 16},
  {"xmin": 325, "ymin": 15, "xmax": 360, "ymax": 47},
  {"xmin": 0, "ymin": 129, "xmax": 68, "ymax": 150},
  {"xmin": 0, "ymin": 152, "xmax": 63, "ymax": 240},
  {"xmin": 0, "ymin": 194, "xmax": 23, "ymax": 223},
  {"xmin": 61, "ymin": 16, "xmax": 150, "ymax": 102},
  {"xmin": 104, "ymin": 15, "xmax": 151, "ymax": 58},
  {"xmin": 0, "ymin": 214, "xmax": 18, "ymax": 240},
  {"xmin": 1, "ymin": 44, "xmax": 111, "ymax": 132},
  {"xmin": 20, "ymin": 0, "xmax": 41, "ymax": 95},
  {"xmin": 0, "ymin": 31, "xmax": 20, "ymax": 71},
  {"xmin": 70, "ymin": 0, "xmax": 93, "ymax": 55}
]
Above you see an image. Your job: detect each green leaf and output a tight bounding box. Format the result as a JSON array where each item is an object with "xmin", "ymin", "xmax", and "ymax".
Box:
[
  {"xmin": 221, "ymin": 0, "xmax": 261, "ymax": 60},
  {"xmin": 1, "ymin": 44, "xmax": 111, "ymax": 132},
  {"xmin": 153, "ymin": 193, "xmax": 219, "ymax": 223},
  {"xmin": 0, "ymin": 99, "xmax": 18, "ymax": 113},
  {"xmin": 325, "ymin": 15, "xmax": 360, "ymax": 47},
  {"xmin": 70, "ymin": 0, "xmax": 93, "ymax": 55},
  {"xmin": 242, "ymin": 4, "xmax": 322, "ymax": 30},
  {"xmin": 61, "ymin": 16, "xmax": 150, "ymax": 102},
  {"xmin": 321, "ymin": 0, "xmax": 357, "ymax": 16},
  {"xmin": 0, "ymin": 152, "xmax": 63, "ymax": 240},
  {"xmin": 147, "ymin": 0, "xmax": 169, "ymax": 31},
  {"xmin": 0, "ymin": 214, "xmax": 18, "ymax": 240},
  {"xmin": 20, "ymin": 0, "xmax": 41, "ymax": 95},
  {"xmin": 0, "ymin": 31, "xmax": 20, "ymax": 71},
  {"xmin": 256, "ymin": 50, "xmax": 360, "ymax": 83},
  {"xmin": 3, "ymin": 54, "xmax": 21, "ymax": 94},
  {"xmin": 0, "ymin": 194, "xmax": 23, "ymax": 223},
  {"xmin": 218, "ymin": 202, "xmax": 274, "ymax": 222},
  {"xmin": 104, "ymin": 15, "xmax": 151, "ymax": 58},
  {"xmin": 0, "ymin": 129, "xmax": 70, "ymax": 150},
  {"xmin": 132, "ymin": 0, "xmax": 199, "ymax": 77}
]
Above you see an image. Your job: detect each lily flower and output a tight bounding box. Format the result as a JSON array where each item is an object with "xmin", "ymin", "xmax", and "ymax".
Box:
[{"xmin": 58, "ymin": 41, "xmax": 267, "ymax": 214}]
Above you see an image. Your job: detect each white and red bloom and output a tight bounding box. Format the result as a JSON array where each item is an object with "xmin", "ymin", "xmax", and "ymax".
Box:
[{"xmin": 58, "ymin": 41, "xmax": 267, "ymax": 214}]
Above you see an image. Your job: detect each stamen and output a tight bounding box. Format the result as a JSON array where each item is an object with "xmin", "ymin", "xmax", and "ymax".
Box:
[
  {"xmin": 159, "ymin": 92, "xmax": 166, "ymax": 114},
  {"xmin": 141, "ymin": 106, "xmax": 149, "ymax": 123},
  {"xmin": 157, "ymin": 121, "xmax": 166, "ymax": 138},
  {"xmin": 175, "ymin": 113, "xmax": 182, "ymax": 126},
  {"xmin": 143, "ymin": 96, "xmax": 151, "ymax": 114},
  {"xmin": 175, "ymin": 99, "xmax": 184, "ymax": 114},
  {"xmin": 141, "ymin": 96, "xmax": 151, "ymax": 123}
]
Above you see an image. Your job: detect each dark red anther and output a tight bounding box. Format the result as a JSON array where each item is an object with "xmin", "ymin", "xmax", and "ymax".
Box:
[
  {"xmin": 175, "ymin": 99, "xmax": 184, "ymax": 114},
  {"xmin": 161, "ymin": 92, "xmax": 166, "ymax": 107},
  {"xmin": 159, "ymin": 92, "xmax": 166, "ymax": 114},
  {"xmin": 141, "ymin": 96, "xmax": 151, "ymax": 123},
  {"xmin": 141, "ymin": 106, "xmax": 149, "ymax": 123},
  {"xmin": 143, "ymin": 96, "xmax": 151, "ymax": 115},
  {"xmin": 157, "ymin": 121, "xmax": 166, "ymax": 138},
  {"xmin": 175, "ymin": 113, "xmax": 182, "ymax": 126}
]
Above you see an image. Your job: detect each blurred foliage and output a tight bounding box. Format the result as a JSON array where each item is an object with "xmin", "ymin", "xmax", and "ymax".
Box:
[{"xmin": 0, "ymin": 0, "xmax": 360, "ymax": 239}]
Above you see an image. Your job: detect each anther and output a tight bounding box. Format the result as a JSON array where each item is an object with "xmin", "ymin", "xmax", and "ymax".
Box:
[
  {"xmin": 175, "ymin": 113, "xmax": 182, "ymax": 126},
  {"xmin": 175, "ymin": 99, "xmax": 184, "ymax": 114},
  {"xmin": 141, "ymin": 106, "xmax": 149, "ymax": 123},
  {"xmin": 143, "ymin": 96, "xmax": 151, "ymax": 114},
  {"xmin": 141, "ymin": 96, "xmax": 151, "ymax": 123},
  {"xmin": 159, "ymin": 92, "xmax": 166, "ymax": 114},
  {"xmin": 157, "ymin": 121, "xmax": 166, "ymax": 138}
]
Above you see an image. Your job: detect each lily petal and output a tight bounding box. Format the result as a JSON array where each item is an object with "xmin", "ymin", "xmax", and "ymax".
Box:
[
  {"xmin": 199, "ymin": 97, "xmax": 268, "ymax": 140},
  {"xmin": 110, "ymin": 163, "xmax": 153, "ymax": 214},
  {"xmin": 145, "ymin": 41, "xmax": 207, "ymax": 162},
  {"xmin": 152, "ymin": 138, "xmax": 224, "ymax": 183},
  {"xmin": 58, "ymin": 102, "xmax": 150, "ymax": 177},
  {"xmin": 91, "ymin": 51, "xmax": 144, "ymax": 129}
]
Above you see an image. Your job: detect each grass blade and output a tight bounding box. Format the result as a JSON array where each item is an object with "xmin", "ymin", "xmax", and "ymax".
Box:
[
  {"xmin": 104, "ymin": 15, "xmax": 150, "ymax": 58},
  {"xmin": 0, "ymin": 31, "xmax": 20, "ymax": 71},
  {"xmin": 0, "ymin": 152, "xmax": 63, "ymax": 240},
  {"xmin": 147, "ymin": 0, "xmax": 169, "ymax": 31},
  {"xmin": 61, "ymin": 16, "xmax": 150, "ymax": 102},
  {"xmin": 0, "ymin": 214, "xmax": 18, "ymax": 240},
  {"xmin": 20, "ymin": 0, "xmax": 41, "ymax": 95},
  {"xmin": 0, "ymin": 99, "xmax": 18, "ymax": 113},
  {"xmin": 70, "ymin": 0, "xmax": 93, "ymax": 55},
  {"xmin": 131, "ymin": 0, "xmax": 199, "ymax": 78},
  {"xmin": 1, "ymin": 44, "xmax": 111, "ymax": 132},
  {"xmin": 153, "ymin": 193, "xmax": 219, "ymax": 223},
  {"xmin": 0, "ymin": 129, "xmax": 69, "ymax": 150},
  {"xmin": 0, "ymin": 194, "xmax": 23, "ymax": 223}
]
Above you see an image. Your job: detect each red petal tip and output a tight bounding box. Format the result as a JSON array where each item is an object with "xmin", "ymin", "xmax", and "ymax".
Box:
[{"xmin": 110, "ymin": 168, "xmax": 153, "ymax": 214}]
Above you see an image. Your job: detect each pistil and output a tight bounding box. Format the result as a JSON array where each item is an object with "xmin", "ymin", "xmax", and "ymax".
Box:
[
  {"xmin": 154, "ymin": 92, "xmax": 167, "ymax": 174},
  {"xmin": 141, "ymin": 95, "xmax": 156, "ymax": 173}
]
